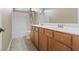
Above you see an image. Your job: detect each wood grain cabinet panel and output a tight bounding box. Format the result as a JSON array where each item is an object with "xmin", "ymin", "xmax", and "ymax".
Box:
[
  {"xmin": 54, "ymin": 41, "xmax": 71, "ymax": 51},
  {"xmin": 39, "ymin": 34, "xmax": 47, "ymax": 51},
  {"xmin": 73, "ymin": 35, "xmax": 79, "ymax": 51},
  {"xmin": 45, "ymin": 29, "xmax": 54, "ymax": 51},
  {"xmin": 45, "ymin": 29, "xmax": 53, "ymax": 37},
  {"xmin": 31, "ymin": 26, "xmax": 39, "ymax": 48},
  {"xmin": 54, "ymin": 32, "xmax": 72, "ymax": 47},
  {"xmin": 31, "ymin": 31, "xmax": 34, "ymax": 42},
  {"xmin": 31, "ymin": 26, "xmax": 79, "ymax": 51},
  {"xmin": 34, "ymin": 27, "xmax": 38, "ymax": 32},
  {"xmin": 39, "ymin": 28, "xmax": 47, "ymax": 51},
  {"xmin": 39, "ymin": 27, "xmax": 45, "ymax": 35},
  {"xmin": 31, "ymin": 26, "xmax": 35, "ymax": 43},
  {"xmin": 34, "ymin": 31, "xmax": 38, "ymax": 47},
  {"xmin": 47, "ymin": 37, "xmax": 54, "ymax": 51}
]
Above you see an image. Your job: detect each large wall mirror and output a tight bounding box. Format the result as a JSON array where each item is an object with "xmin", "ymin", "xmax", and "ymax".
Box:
[{"xmin": 32, "ymin": 8, "xmax": 78, "ymax": 24}]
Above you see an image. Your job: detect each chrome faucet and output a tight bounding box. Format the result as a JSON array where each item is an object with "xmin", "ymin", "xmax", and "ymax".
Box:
[
  {"xmin": 58, "ymin": 24, "xmax": 64, "ymax": 28},
  {"xmin": 41, "ymin": 24, "xmax": 44, "ymax": 26}
]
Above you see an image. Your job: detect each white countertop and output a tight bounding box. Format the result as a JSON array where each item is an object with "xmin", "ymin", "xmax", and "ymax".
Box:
[{"xmin": 32, "ymin": 25, "xmax": 79, "ymax": 36}]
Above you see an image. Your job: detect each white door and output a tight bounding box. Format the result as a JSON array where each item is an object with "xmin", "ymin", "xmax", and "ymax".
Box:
[{"xmin": 0, "ymin": 9, "xmax": 2, "ymax": 51}]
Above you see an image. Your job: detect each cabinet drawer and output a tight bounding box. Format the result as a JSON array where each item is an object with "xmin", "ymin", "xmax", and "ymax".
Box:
[
  {"xmin": 35, "ymin": 27, "xmax": 38, "ymax": 32},
  {"xmin": 45, "ymin": 29, "xmax": 53, "ymax": 37},
  {"xmin": 54, "ymin": 32, "xmax": 72, "ymax": 47},
  {"xmin": 54, "ymin": 41, "xmax": 71, "ymax": 51},
  {"xmin": 32, "ymin": 26, "xmax": 38, "ymax": 31},
  {"xmin": 32, "ymin": 26, "xmax": 35, "ymax": 31},
  {"xmin": 39, "ymin": 28, "xmax": 44, "ymax": 34},
  {"xmin": 73, "ymin": 35, "xmax": 79, "ymax": 51}
]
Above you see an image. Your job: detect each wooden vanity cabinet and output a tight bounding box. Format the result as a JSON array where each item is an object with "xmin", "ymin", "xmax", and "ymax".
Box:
[
  {"xmin": 34, "ymin": 28, "xmax": 39, "ymax": 47},
  {"xmin": 31, "ymin": 26, "xmax": 79, "ymax": 51},
  {"xmin": 39, "ymin": 28, "xmax": 47, "ymax": 51},
  {"xmin": 54, "ymin": 31, "xmax": 72, "ymax": 51},
  {"xmin": 54, "ymin": 32, "xmax": 72, "ymax": 47},
  {"xmin": 31, "ymin": 26, "xmax": 39, "ymax": 48},
  {"xmin": 72, "ymin": 35, "xmax": 79, "ymax": 51},
  {"xmin": 45, "ymin": 29, "xmax": 54, "ymax": 51},
  {"xmin": 31, "ymin": 26, "xmax": 35, "ymax": 43},
  {"xmin": 54, "ymin": 40, "xmax": 71, "ymax": 51}
]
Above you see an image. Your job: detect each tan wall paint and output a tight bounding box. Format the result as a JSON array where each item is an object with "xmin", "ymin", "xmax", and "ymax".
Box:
[
  {"xmin": 49, "ymin": 8, "xmax": 77, "ymax": 23},
  {"xmin": 2, "ymin": 9, "xmax": 12, "ymax": 51}
]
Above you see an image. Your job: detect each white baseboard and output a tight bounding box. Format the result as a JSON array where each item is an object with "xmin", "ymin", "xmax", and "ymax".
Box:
[{"xmin": 7, "ymin": 39, "xmax": 13, "ymax": 51}]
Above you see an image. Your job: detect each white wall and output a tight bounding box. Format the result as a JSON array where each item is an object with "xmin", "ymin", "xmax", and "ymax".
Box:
[
  {"xmin": 2, "ymin": 8, "xmax": 12, "ymax": 50},
  {"xmin": 12, "ymin": 12, "xmax": 31, "ymax": 39},
  {"xmin": 0, "ymin": 9, "xmax": 2, "ymax": 51},
  {"xmin": 77, "ymin": 8, "xmax": 79, "ymax": 23}
]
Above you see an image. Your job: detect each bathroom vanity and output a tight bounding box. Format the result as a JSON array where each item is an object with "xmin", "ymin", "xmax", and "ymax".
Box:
[{"xmin": 31, "ymin": 25, "xmax": 79, "ymax": 51}]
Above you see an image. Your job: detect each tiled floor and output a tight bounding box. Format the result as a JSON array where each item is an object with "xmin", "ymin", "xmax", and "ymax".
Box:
[{"xmin": 10, "ymin": 37, "xmax": 38, "ymax": 51}]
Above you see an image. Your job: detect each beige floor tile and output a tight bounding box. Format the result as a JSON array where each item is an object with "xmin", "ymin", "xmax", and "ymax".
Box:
[{"xmin": 10, "ymin": 37, "xmax": 38, "ymax": 51}]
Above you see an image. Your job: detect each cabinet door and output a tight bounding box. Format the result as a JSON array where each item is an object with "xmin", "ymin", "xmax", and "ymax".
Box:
[
  {"xmin": 31, "ymin": 26, "xmax": 35, "ymax": 43},
  {"xmin": 73, "ymin": 35, "xmax": 79, "ymax": 51},
  {"xmin": 39, "ymin": 28, "xmax": 47, "ymax": 51},
  {"xmin": 34, "ymin": 31, "xmax": 38, "ymax": 47},
  {"xmin": 45, "ymin": 29, "xmax": 54, "ymax": 51},
  {"xmin": 54, "ymin": 32, "xmax": 72, "ymax": 47},
  {"xmin": 47, "ymin": 37, "xmax": 54, "ymax": 51},
  {"xmin": 54, "ymin": 41, "xmax": 71, "ymax": 51},
  {"xmin": 31, "ymin": 26, "xmax": 39, "ymax": 48},
  {"xmin": 39, "ymin": 34, "xmax": 47, "ymax": 51}
]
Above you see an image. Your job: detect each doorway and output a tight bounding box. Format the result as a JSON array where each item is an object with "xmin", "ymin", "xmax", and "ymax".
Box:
[{"xmin": 12, "ymin": 11, "xmax": 31, "ymax": 39}]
